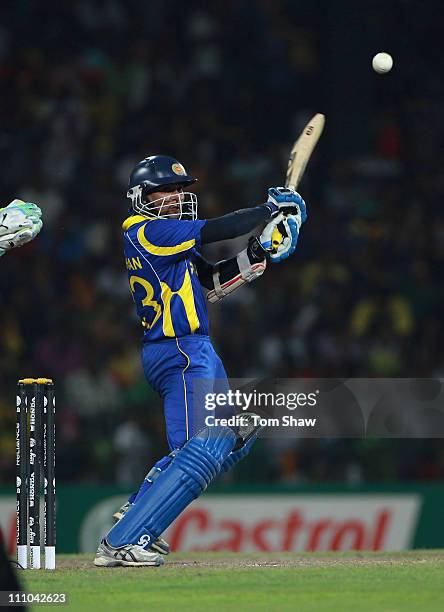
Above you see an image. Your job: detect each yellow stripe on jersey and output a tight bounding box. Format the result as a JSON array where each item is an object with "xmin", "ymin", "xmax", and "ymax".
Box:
[
  {"xmin": 122, "ymin": 215, "xmax": 149, "ymax": 231},
  {"xmin": 137, "ymin": 224, "xmax": 195, "ymax": 256}
]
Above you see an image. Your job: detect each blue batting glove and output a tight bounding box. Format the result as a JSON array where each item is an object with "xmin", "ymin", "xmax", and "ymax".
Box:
[
  {"xmin": 265, "ymin": 187, "xmax": 307, "ymax": 226},
  {"xmin": 259, "ymin": 213, "xmax": 300, "ymax": 263}
]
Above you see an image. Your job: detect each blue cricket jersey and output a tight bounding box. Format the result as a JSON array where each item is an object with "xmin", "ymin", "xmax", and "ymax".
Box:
[{"xmin": 122, "ymin": 214, "xmax": 209, "ymax": 342}]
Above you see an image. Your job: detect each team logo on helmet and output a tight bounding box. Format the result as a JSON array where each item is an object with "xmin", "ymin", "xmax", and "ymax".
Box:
[{"xmin": 172, "ymin": 162, "xmax": 186, "ymax": 176}]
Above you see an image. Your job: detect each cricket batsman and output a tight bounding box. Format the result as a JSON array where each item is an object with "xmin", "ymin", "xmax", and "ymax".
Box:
[
  {"xmin": 0, "ymin": 199, "xmax": 42, "ymax": 256},
  {"xmin": 94, "ymin": 155, "xmax": 306, "ymax": 567}
]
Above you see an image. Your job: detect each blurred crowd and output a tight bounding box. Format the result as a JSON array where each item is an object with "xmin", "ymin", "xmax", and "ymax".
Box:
[{"xmin": 0, "ymin": 0, "xmax": 443, "ymax": 486}]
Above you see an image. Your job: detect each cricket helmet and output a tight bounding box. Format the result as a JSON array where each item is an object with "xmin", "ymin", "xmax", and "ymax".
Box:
[{"xmin": 127, "ymin": 155, "xmax": 198, "ymax": 220}]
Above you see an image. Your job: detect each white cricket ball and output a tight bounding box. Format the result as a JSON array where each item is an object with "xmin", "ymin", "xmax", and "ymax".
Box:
[{"xmin": 372, "ymin": 52, "xmax": 393, "ymax": 74}]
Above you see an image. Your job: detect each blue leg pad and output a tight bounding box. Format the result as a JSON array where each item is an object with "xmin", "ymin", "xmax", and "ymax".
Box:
[
  {"xmin": 133, "ymin": 452, "xmax": 177, "ymax": 503},
  {"xmin": 107, "ymin": 425, "xmax": 236, "ymax": 548}
]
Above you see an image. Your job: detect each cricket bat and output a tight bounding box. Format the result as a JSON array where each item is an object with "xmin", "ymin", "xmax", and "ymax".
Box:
[
  {"xmin": 286, "ymin": 112, "xmax": 325, "ymax": 190},
  {"xmin": 272, "ymin": 113, "xmax": 325, "ymax": 247}
]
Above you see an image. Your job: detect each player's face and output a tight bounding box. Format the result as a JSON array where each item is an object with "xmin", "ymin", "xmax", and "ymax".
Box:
[{"xmin": 147, "ymin": 185, "xmax": 184, "ymax": 218}]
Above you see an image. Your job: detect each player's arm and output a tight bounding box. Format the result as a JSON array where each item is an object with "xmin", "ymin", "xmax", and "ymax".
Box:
[
  {"xmin": 198, "ymin": 219, "xmax": 299, "ymax": 303},
  {"xmin": 194, "ymin": 238, "xmax": 267, "ymax": 299},
  {"xmin": 198, "ymin": 189, "xmax": 307, "ymax": 302},
  {"xmin": 0, "ymin": 199, "xmax": 43, "ymax": 256},
  {"xmin": 201, "ymin": 205, "xmax": 272, "ymax": 245},
  {"xmin": 200, "ymin": 188, "xmax": 305, "ymax": 245}
]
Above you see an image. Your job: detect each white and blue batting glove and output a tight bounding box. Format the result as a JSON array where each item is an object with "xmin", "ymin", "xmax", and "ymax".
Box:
[
  {"xmin": 0, "ymin": 199, "xmax": 43, "ymax": 256},
  {"xmin": 265, "ymin": 187, "xmax": 307, "ymax": 228},
  {"xmin": 259, "ymin": 212, "xmax": 299, "ymax": 263}
]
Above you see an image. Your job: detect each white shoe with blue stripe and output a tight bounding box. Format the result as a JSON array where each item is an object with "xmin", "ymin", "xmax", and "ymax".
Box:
[{"xmin": 94, "ymin": 539, "xmax": 164, "ymax": 567}]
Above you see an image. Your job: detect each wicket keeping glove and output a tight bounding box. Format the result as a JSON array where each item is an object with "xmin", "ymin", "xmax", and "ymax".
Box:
[
  {"xmin": 259, "ymin": 212, "xmax": 299, "ymax": 263},
  {"xmin": 0, "ymin": 199, "xmax": 43, "ymax": 256},
  {"xmin": 265, "ymin": 187, "xmax": 307, "ymax": 228}
]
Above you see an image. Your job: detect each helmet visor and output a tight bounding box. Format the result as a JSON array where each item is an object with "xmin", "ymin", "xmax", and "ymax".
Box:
[{"xmin": 127, "ymin": 186, "xmax": 198, "ymax": 220}]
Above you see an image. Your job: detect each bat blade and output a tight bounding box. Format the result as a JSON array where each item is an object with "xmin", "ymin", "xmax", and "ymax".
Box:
[{"xmin": 285, "ymin": 113, "xmax": 325, "ymax": 190}]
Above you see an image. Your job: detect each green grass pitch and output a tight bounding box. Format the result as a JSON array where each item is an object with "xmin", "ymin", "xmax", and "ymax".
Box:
[{"xmin": 20, "ymin": 551, "xmax": 444, "ymax": 611}]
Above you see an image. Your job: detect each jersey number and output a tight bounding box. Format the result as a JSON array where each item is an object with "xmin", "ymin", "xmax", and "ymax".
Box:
[{"xmin": 129, "ymin": 268, "xmax": 200, "ymax": 336}]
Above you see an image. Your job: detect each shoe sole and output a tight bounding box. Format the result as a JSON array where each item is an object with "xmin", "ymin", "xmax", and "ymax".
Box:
[{"xmin": 94, "ymin": 556, "xmax": 164, "ymax": 567}]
